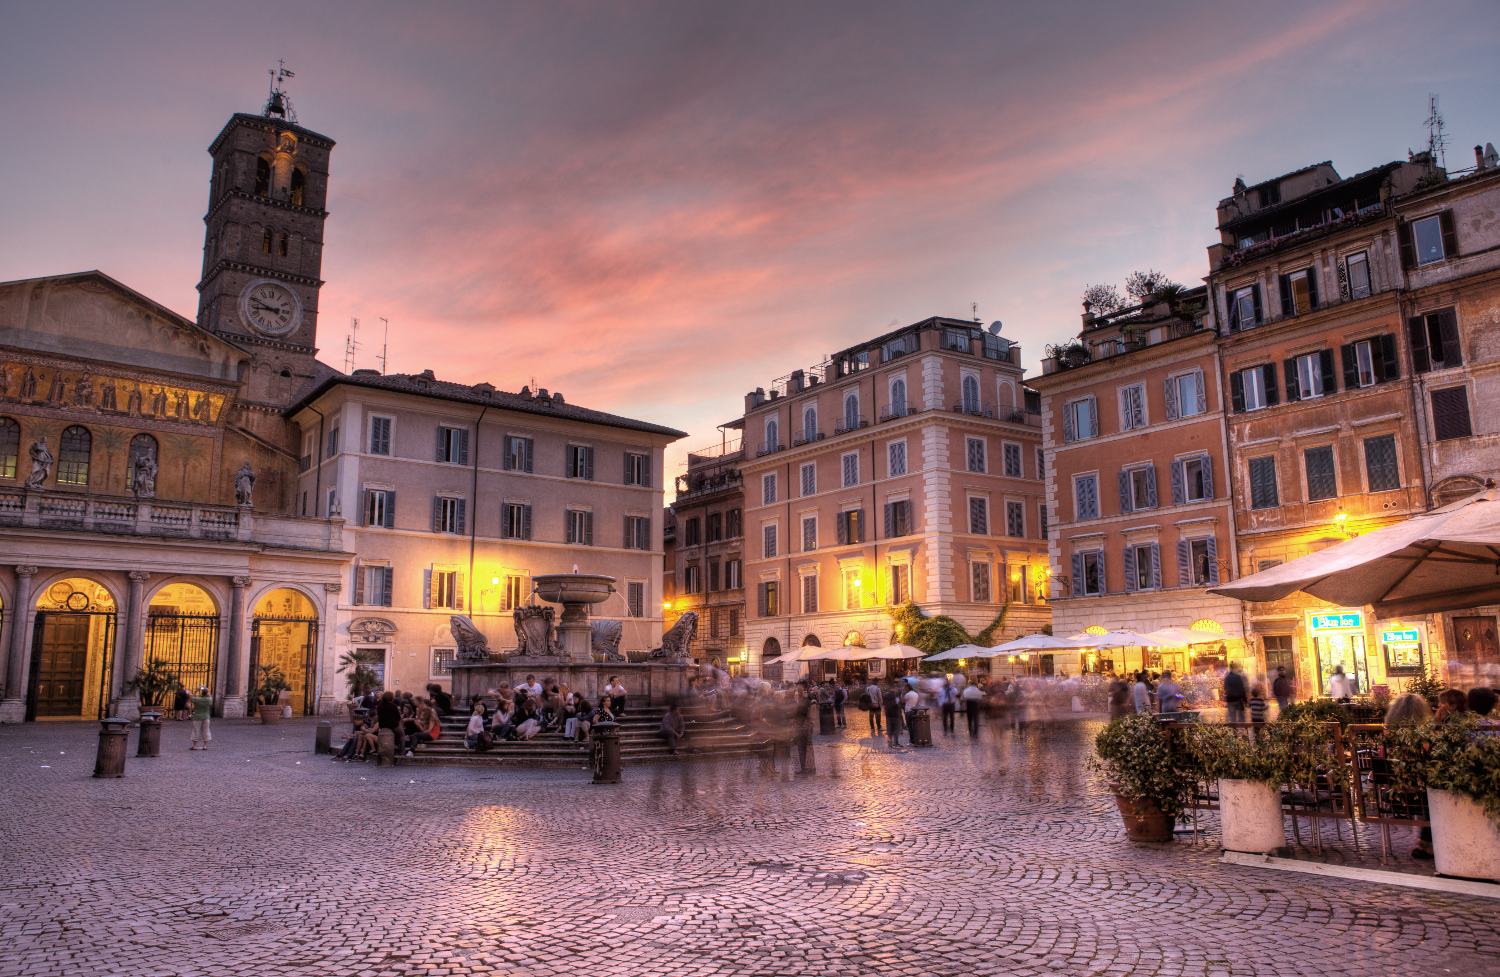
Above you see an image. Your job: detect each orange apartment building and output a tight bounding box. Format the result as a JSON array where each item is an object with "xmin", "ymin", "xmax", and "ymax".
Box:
[
  {"xmin": 736, "ymin": 317, "xmax": 1051, "ymax": 679},
  {"xmin": 662, "ymin": 436, "xmax": 748, "ymax": 673}
]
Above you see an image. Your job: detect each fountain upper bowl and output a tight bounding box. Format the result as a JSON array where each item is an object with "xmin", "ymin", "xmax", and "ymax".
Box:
[{"xmin": 532, "ymin": 573, "xmax": 617, "ymax": 605}]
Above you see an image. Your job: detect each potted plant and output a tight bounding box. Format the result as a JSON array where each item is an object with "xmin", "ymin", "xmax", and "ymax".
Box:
[
  {"xmin": 124, "ymin": 659, "xmax": 182, "ymax": 712},
  {"xmin": 253, "ymin": 664, "xmax": 292, "ymax": 724},
  {"xmin": 1404, "ymin": 671, "xmax": 1444, "ymax": 708},
  {"xmin": 1088, "ymin": 714, "xmax": 1195, "ymax": 842},
  {"xmin": 1186, "ymin": 723, "xmax": 1288, "ymax": 853},
  {"xmin": 1387, "ymin": 715, "xmax": 1500, "ymax": 881}
]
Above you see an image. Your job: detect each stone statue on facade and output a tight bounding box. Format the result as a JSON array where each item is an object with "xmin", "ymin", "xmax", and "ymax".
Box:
[
  {"xmin": 24, "ymin": 437, "xmax": 52, "ymax": 490},
  {"xmin": 234, "ymin": 463, "xmax": 256, "ymax": 506},
  {"xmin": 131, "ymin": 450, "xmax": 157, "ymax": 499},
  {"xmin": 591, "ymin": 620, "xmax": 624, "ymax": 661},
  {"xmin": 650, "ymin": 612, "xmax": 699, "ymax": 663},
  {"xmin": 514, "ymin": 605, "xmax": 560, "ymax": 657},
  {"xmin": 449, "ymin": 615, "xmax": 491, "ymax": 662}
]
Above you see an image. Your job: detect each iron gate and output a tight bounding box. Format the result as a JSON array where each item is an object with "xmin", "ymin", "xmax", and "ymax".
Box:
[
  {"xmin": 144, "ymin": 612, "xmax": 220, "ymax": 701},
  {"xmin": 249, "ymin": 615, "xmax": 319, "ymax": 716}
]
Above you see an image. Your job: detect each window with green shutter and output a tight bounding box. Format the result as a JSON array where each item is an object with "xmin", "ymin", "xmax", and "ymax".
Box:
[
  {"xmin": 1431, "ymin": 387, "xmax": 1472, "ymax": 441},
  {"xmin": 1363, "ymin": 435, "xmax": 1400, "ymax": 492},
  {"xmin": 1304, "ymin": 446, "xmax": 1337, "ymax": 501},
  {"xmin": 1248, "ymin": 456, "xmax": 1279, "ymax": 509}
]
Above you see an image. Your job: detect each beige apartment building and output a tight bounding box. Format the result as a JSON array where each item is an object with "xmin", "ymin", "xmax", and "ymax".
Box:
[
  {"xmin": 662, "ymin": 436, "xmax": 748, "ymax": 673},
  {"xmin": 288, "ymin": 374, "xmax": 683, "ymax": 696},
  {"xmin": 1032, "ymin": 287, "xmax": 1246, "ymax": 676},
  {"xmin": 737, "ymin": 317, "xmax": 1051, "ymax": 679}
]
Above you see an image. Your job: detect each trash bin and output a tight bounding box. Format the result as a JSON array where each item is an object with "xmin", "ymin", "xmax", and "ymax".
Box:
[
  {"xmin": 315, "ymin": 720, "xmax": 333, "ymax": 755},
  {"xmin": 908, "ymin": 707, "xmax": 933, "ymax": 747},
  {"xmin": 94, "ymin": 718, "xmax": 132, "ymax": 778},
  {"xmin": 591, "ymin": 720, "xmax": 622, "ymax": 784},
  {"xmin": 818, "ymin": 700, "xmax": 836, "ymax": 735},
  {"xmin": 136, "ymin": 712, "xmax": 163, "ymax": 757}
]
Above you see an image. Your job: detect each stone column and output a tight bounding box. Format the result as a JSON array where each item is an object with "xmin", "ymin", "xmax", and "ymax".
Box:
[
  {"xmin": 114, "ymin": 570, "xmax": 150, "ymax": 720},
  {"xmin": 222, "ymin": 576, "xmax": 250, "ymax": 718},
  {"xmin": 0, "ymin": 566, "xmax": 40, "ymax": 723}
]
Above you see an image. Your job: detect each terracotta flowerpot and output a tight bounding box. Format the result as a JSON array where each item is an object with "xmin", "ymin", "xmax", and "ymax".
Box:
[
  {"xmin": 1428, "ymin": 789, "xmax": 1500, "ymax": 882},
  {"xmin": 259, "ymin": 703, "xmax": 283, "ymax": 725},
  {"xmin": 1110, "ymin": 786, "xmax": 1175, "ymax": 842},
  {"xmin": 1218, "ymin": 778, "xmax": 1286, "ymax": 854}
]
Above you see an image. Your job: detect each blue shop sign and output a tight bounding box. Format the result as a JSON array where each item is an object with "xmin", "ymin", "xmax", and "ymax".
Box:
[
  {"xmin": 1381, "ymin": 629, "xmax": 1420, "ymax": 644},
  {"xmin": 1310, "ymin": 612, "xmax": 1363, "ymax": 632}
]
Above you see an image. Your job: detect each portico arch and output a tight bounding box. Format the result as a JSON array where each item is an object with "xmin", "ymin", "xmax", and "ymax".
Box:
[
  {"xmin": 29, "ymin": 576, "xmax": 119, "ymax": 720},
  {"xmin": 144, "ymin": 581, "xmax": 221, "ymax": 701},
  {"xmin": 250, "ymin": 586, "xmax": 320, "ymax": 716}
]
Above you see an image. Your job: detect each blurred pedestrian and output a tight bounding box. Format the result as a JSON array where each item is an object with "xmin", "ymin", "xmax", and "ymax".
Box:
[
  {"xmin": 939, "ymin": 679, "xmax": 957, "ymax": 735},
  {"xmin": 1272, "ymin": 666, "xmax": 1294, "ymax": 713},
  {"xmin": 962, "ymin": 680, "xmax": 983, "ymax": 738},
  {"xmin": 1132, "ymin": 671, "xmax": 1150, "ymax": 715},
  {"xmin": 1248, "ymin": 686, "xmax": 1268, "ymax": 723},
  {"xmin": 833, "ymin": 681, "xmax": 848, "ymax": 728},
  {"xmin": 1224, "ymin": 663, "xmax": 1249, "ymax": 721},
  {"xmin": 188, "ymin": 686, "xmax": 213, "ymax": 750},
  {"xmin": 1156, "ymin": 670, "xmax": 1183, "ymax": 714},
  {"xmin": 173, "ymin": 686, "xmax": 191, "ymax": 721},
  {"xmin": 865, "ymin": 679, "xmax": 883, "ymax": 737},
  {"xmin": 882, "ymin": 682, "xmax": 905, "ymax": 748},
  {"xmin": 1327, "ymin": 664, "xmax": 1352, "ymax": 703}
]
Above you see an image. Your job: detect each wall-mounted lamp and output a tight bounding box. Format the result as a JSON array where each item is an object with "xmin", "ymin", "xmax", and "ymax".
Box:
[{"xmin": 1335, "ymin": 511, "xmax": 1358, "ymax": 538}]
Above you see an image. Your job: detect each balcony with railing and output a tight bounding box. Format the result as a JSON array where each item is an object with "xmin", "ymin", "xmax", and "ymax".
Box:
[
  {"xmin": 792, "ymin": 429, "xmax": 825, "ymax": 447},
  {"xmin": 756, "ymin": 440, "xmax": 786, "ymax": 457},
  {"xmin": 0, "ymin": 489, "xmax": 347, "ymax": 551},
  {"xmin": 879, "ymin": 404, "xmax": 919, "ymax": 423},
  {"xmin": 833, "ymin": 416, "xmax": 870, "ymax": 436},
  {"xmin": 952, "ymin": 401, "xmax": 994, "ymax": 418},
  {"xmin": 675, "ymin": 468, "xmax": 744, "ymax": 502}
]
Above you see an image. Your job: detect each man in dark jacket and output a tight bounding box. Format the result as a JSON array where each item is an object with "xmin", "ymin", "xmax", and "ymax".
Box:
[
  {"xmin": 1271, "ymin": 667, "xmax": 1294, "ymax": 714},
  {"xmin": 1223, "ymin": 664, "xmax": 1248, "ymax": 723},
  {"xmin": 881, "ymin": 683, "xmax": 905, "ymax": 749},
  {"xmin": 375, "ymin": 690, "xmax": 404, "ymax": 752}
]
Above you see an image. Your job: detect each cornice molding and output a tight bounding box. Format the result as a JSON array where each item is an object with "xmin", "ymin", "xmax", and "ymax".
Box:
[
  {"xmin": 203, "ymin": 187, "xmax": 329, "ymax": 225},
  {"xmin": 197, "ymin": 259, "xmax": 323, "ymax": 293}
]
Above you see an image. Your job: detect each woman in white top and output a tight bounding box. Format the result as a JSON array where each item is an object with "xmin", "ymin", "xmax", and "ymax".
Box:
[
  {"xmin": 464, "ymin": 709, "xmax": 486, "ymax": 750},
  {"xmin": 1328, "ymin": 665, "xmax": 1352, "ymax": 701}
]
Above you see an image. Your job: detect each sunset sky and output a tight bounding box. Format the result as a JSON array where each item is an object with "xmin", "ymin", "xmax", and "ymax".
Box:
[{"xmin": 4, "ymin": 1, "xmax": 1499, "ymax": 486}]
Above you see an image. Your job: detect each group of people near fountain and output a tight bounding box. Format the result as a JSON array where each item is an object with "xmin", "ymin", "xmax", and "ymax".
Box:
[
  {"xmin": 332, "ymin": 688, "xmax": 443, "ymax": 760},
  {"xmin": 461, "ymin": 674, "xmax": 629, "ymax": 751}
]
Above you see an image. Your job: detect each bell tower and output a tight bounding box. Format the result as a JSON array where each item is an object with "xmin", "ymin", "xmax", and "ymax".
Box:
[{"xmin": 197, "ymin": 67, "xmax": 335, "ymax": 410}]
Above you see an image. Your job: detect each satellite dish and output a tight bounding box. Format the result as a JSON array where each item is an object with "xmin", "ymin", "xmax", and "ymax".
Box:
[{"xmin": 988, "ymin": 321, "xmax": 1003, "ymax": 335}]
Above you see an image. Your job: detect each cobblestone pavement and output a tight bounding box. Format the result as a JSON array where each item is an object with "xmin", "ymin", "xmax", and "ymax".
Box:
[{"xmin": 2, "ymin": 716, "xmax": 1499, "ymax": 977}]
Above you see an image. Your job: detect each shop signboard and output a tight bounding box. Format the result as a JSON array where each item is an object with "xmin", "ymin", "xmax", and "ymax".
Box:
[
  {"xmin": 1380, "ymin": 627, "xmax": 1425, "ymax": 676},
  {"xmin": 1307, "ymin": 610, "xmax": 1368, "ymax": 696}
]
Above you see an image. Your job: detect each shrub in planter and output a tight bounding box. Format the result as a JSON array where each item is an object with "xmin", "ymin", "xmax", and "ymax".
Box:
[
  {"xmin": 1088, "ymin": 714, "xmax": 1197, "ymax": 842},
  {"xmin": 1278, "ymin": 699, "xmax": 1350, "ymax": 729},
  {"xmin": 124, "ymin": 659, "xmax": 182, "ymax": 710},
  {"xmin": 1186, "ymin": 723, "xmax": 1292, "ymax": 853},
  {"xmin": 252, "ymin": 664, "xmax": 292, "ymax": 723},
  {"xmin": 1387, "ymin": 715, "xmax": 1500, "ymax": 879}
]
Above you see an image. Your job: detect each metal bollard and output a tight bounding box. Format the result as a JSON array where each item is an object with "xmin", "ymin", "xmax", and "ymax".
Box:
[
  {"xmin": 314, "ymin": 720, "xmax": 333, "ymax": 755},
  {"xmin": 377, "ymin": 728, "xmax": 396, "ymax": 767},
  {"xmin": 136, "ymin": 712, "xmax": 163, "ymax": 757},
  {"xmin": 94, "ymin": 718, "xmax": 132, "ymax": 778},
  {"xmin": 591, "ymin": 721, "xmax": 622, "ymax": 784},
  {"xmin": 909, "ymin": 707, "xmax": 933, "ymax": 747}
]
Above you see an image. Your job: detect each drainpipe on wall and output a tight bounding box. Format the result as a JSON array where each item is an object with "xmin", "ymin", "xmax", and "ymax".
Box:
[
  {"xmin": 466, "ymin": 405, "xmax": 489, "ymax": 611},
  {"xmin": 307, "ymin": 405, "xmax": 325, "ymax": 517}
]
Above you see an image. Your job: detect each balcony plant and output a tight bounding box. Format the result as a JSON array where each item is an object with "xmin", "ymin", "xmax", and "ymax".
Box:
[
  {"xmin": 124, "ymin": 659, "xmax": 182, "ymax": 711},
  {"xmin": 253, "ymin": 664, "xmax": 292, "ymax": 724},
  {"xmin": 1385, "ymin": 715, "xmax": 1500, "ymax": 880},
  {"xmin": 1087, "ymin": 714, "xmax": 1196, "ymax": 842}
]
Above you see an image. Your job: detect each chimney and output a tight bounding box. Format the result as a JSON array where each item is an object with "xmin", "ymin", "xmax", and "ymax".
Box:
[
  {"xmin": 1081, "ymin": 300, "xmax": 1096, "ymax": 329},
  {"xmin": 1478, "ymin": 145, "xmax": 1487, "ymax": 170}
]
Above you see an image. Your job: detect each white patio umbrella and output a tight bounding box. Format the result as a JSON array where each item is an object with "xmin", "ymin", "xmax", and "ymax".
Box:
[
  {"xmin": 800, "ymin": 645, "xmax": 869, "ymax": 661},
  {"xmin": 1070, "ymin": 629, "xmax": 1190, "ymax": 649},
  {"xmin": 866, "ymin": 642, "xmax": 926, "ymax": 660},
  {"xmin": 1139, "ymin": 627, "xmax": 1227, "ymax": 646},
  {"xmin": 923, "ymin": 643, "xmax": 991, "ymax": 662},
  {"xmin": 1208, "ymin": 481, "xmax": 1500, "ymax": 617},
  {"xmin": 989, "ymin": 633, "xmax": 1099, "ymax": 656}
]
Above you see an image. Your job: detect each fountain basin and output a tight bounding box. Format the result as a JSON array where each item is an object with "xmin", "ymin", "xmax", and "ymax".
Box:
[{"xmin": 533, "ymin": 573, "xmax": 616, "ymax": 607}]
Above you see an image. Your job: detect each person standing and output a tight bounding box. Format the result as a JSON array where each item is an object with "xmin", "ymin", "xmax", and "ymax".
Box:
[
  {"xmin": 938, "ymin": 680, "xmax": 957, "ymax": 735},
  {"xmin": 962, "ymin": 680, "xmax": 983, "ymax": 738},
  {"xmin": 188, "ymin": 686, "xmax": 213, "ymax": 750},
  {"xmin": 865, "ymin": 679, "xmax": 883, "ymax": 737},
  {"xmin": 1132, "ymin": 671, "xmax": 1151, "ymax": 715},
  {"xmin": 1271, "ymin": 666, "xmax": 1294, "ymax": 714},
  {"xmin": 1223, "ymin": 663, "xmax": 1249, "ymax": 722},
  {"xmin": 1107, "ymin": 673, "xmax": 1131, "ymax": 721},
  {"xmin": 832, "ymin": 682, "xmax": 847, "ymax": 728},
  {"xmin": 1156, "ymin": 670, "xmax": 1183, "ymax": 715},
  {"xmin": 1328, "ymin": 664, "xmax": 1352, "ymax": 702},
  {"xmin": 173, "ymin": 686, "xmax": 191, "ymax": 722},
  {"xmin": 882, "ymin": 682, "xmax": 905, "ymax": 748}
]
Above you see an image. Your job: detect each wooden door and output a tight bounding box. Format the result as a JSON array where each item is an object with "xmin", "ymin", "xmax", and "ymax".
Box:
[
  {"xmin": 36, "ymin": 614, "xmax": 90, "ymax": 716},
  {"xmin": 1452, "ymin": 616, "xmax": 1500, "ymax": 669}
]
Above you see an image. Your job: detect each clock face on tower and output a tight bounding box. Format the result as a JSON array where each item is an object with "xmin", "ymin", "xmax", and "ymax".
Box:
[{"xmin": 238, "ymin": 279, "xmax": 304, "ymax": 337}]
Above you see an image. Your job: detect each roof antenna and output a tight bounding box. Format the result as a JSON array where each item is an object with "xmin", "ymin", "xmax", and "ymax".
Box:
[
  {"xmin": 971, "ymin": 302, "xmax": 980, "ymax": 323},
  {"xmin": 344, "ymin": 318, "xmax": 360, "ymax": 373},
  {"xmin": 264, "ymin": 60, "xmax": 297, "ymax": 123},
  {"xmin": 379, "ymin": 317, "xmax": 389, "ymax": 375},
  {"xmin": 1425, "ymin": 93, "xmax": 1448, "ymax": 170}
]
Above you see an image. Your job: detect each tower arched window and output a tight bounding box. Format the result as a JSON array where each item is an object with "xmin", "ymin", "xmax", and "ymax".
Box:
[
  {"xmin": 0, "ymin": 417, "xmax": 18, "ymax": 479},
  {"xmin": 890, "ymin": 378, "xmax": 907, "ymax": 414},
  {"xmin": 279, "ymin": 232, "xmax": 289, "ymax": 257},
  {"xmin": 254, "ymin": 157, "xmax": 270, "ymax": 197},
  {"xmin": 962, "ymin": 375, "xmax": 980, "ymax": 414},
  {"xmin": 290, "ymin": 168, "xmax": 305, "ymax": 206},
  {"xmin": 844, "ymin": 393, "xmax": 860, "ymax": 431},
  {"xmin": 57, "ymin": 425, "xmax": 91, "ymax": 486},
  {"xmin": 262, "ymin": 228, "xmax": 273, "ymax": 254}
]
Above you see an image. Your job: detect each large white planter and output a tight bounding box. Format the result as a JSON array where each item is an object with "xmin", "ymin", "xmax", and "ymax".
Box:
[
  {"xmin": 1428, "ymin": 789, "xmax": 1500, "ymax": 881},
  {"xmin": 1218, "ymin": 778, "xmax": 1286, "ymax": 854}
]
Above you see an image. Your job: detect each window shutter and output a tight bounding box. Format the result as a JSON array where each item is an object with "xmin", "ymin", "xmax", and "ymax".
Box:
[
  {"xmin": 1227, "ymin": 288, "xmax": 1241, "ymax": 332},
  {"xmin": 1319, "ymin": 349, "xmax": 1336, "ymax": 394},
  {"xmin": 1070, "ymin": 553, "xmax": 1083, "ymax": 597},
  {"xmin": 641, "ymin": 455, "xmax": 650, "ymax": 488},
  {"xmin": 1195, "ymin": 371, "xmax": 1206, "ymax": 414},
  {"xmin": 354, "ymin": 564, "xmax": 365, "ymax": 605},
  {"xmin": 436, "ymin": 427, "xmax": 445, "ymax": 462},
  {"xmin": 584, "ymin": 446, "xmax": 594, "ymax": 480},
  {"xmin": 1251, "ymin": 284, "xmax": 1263, "ymax": 323},
  {"xmin": 884, "ymin": 503, "xmax": 894, "ymax": 538},
  {"xmin": 455, "ymin": 572, "xmax": 465, "ymax": 611},
  {"xmin": 1341, "ymin": 344, "xmax": 1359, "ymax": 390},
  {"xmin": 1436, "ymin": 309, "xmax": 1462, "ymax": 368},
  {"xmin": 1283, "ymin": 358, "xmax": 1300, "ymax": 402},
  {"xmin": 640, "ymin": 517, "xmax": 650, "ymax": 550},
  {"xmin": 1087, "ymin": 397, "xmax": 1098, "ymax": 438},
  {"xmin": 1062, "ymin": 404, "xmax": 1075, "ymax": 443},
  {"xmin": 1278, "ymin": 274, "xmax": 1293, "ymax": 317},
  {"xmin": 624, "ymin": 514, "xmax": 632, "ymax": 548},
  {"xmin": 522, "ymin": 504, "xmax": 532, "ymax": 540},
  {"xmin": 1117, "ymin": 471, "xmax": 1133, "ymax": 515},
  {"xmin": 1399, "ymin": 222, "xmax": 1416, "ymax": 269},
  {"xmin": 382, "ymin": 567, "xmax": 394, "ymax": 607},
  {"xmin": 1170, "ymin": 459, "xmax": 1185, "ymax": 505},
  {"xmin": 1144, "ymin": 466, "xmax": 1158, "ymax": 508},
  {"xmin": 853, "ymin": 508, "xmax": 865, "ymax": 543},
  {"xmin": 504, "ymin": 437, "xmax": 515, "ymax": 470},
  {"xmin": 1200, "ymin": 455, "xmax": 1213, "ymax": 500},
  {"xmin": 361, "ymin": 488, "xmax": 372, "ymax": 526},
  {"xmin": 1263, "ymin": 364, "xmax": 1279, "ymax": 407},
  {"xmin": 1230, "ymin": 371, "xmax": 1245, "ymax": 413},
  {"xmin": 1378, "ymin": 334, "xmax": 1399, "ymax": 382},
  {"xmin": 383, "ymin": 491, "xmax": 395, "ymax": 529},
  {"xmin": 459, "ymin": 429, "xmax": 470, "ymax": 466},
  {"xmin": 1308, "ymin": 266, "xmax": 1320, "ymax": 309},
  {"xmin": 757, "ymin": 582, "xmax": 767, "ymax": 617},
  {"xmin": 1097, "ymin": 552, "xmax": 1106, "ymax": 594},
  {"xmin": 1163, "ymin": 377, "xmax": 1177, "ymax": 421},
  {"xmin": 1432, "ymin": 387, "xmax": 1473, "ymax": 440},
  {"xmin": 1408, "ymin": 316, "xmax": 1431, "ymax": 373},
  {"xmin": 584, "ymin": 511, "xmax": 593, "ymax": 545},
  {"xmin": 1439, "ymin": 210, "xmax": 1459, "ymax": 260},
  {"xmin": 1150, "ymin": 544, "xmax": 1162, "ymax": 590},
  {"xmin": 431, "ymin": 495, "xmax": 440, "ymax": 532},
  {"xmin": 836, "ymin": 512, "xmax": 848, "ymax": 545},
  {"xmin": 1205, "ymin": 537, "xmax": 1219, "ymax": 585},
  {"xmin": 524, "ymin": 439, "xmax": 533, "ymax": 473},
  {"xmin": 423, "ymin": 568, "xmax": 433, "ymax": 609},
  {"xmin": 1123, "ymin": 546, "xmax": 1137, "ymax": 593},
  {"xmin": 1176, "ymin": 540, "xmax": 1191, "ymax": 587},
  {"xmin": 456, "ymin": 499, "xmax": 466, "ymax": 535}
]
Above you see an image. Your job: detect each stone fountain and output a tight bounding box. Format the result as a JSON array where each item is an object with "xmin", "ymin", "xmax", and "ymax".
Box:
[{"xmin": 531, "ymin": 572, "xmax": 616, "ymax": 662}]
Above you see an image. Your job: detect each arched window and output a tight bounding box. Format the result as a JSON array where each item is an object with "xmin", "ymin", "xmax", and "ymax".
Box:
[
  {"xmin": 962, "ymin": 375, "xmax": 980, "ymax": 414},
  {"xmin": 765, "ymin": 418, "xmax": 779, "ymax": 453},
  {"xmin": 254, "ymin": 157, "xmax": 271, "ymax": 197},
  {"xmin": 890, "ymin": 378, "xmax": 907, "ymax": 414},
  {"xmin": 57, "ymin": 425, "xmax": 91, "ymax": 485},
  {"xmin": 802, "ymin": 405, "xmax": 817, "ymax": 439},
  {"xmin": 843, "ymin": 630, "xmax": 866, "ymax": 648},
  {"xmin": 762, "ymin": 636, "xmax": 782, "ymax": 659},
  {"xmin": 262, "ymin": 228, "xmax": 273, "ymax": 254},
  {"xmin": 0, "ymin": 417, "xmax": 18, "ymax": 479},
  {"xmin": 844, "ymin": 393, "xmax": 860, "ymax": 430},
  {"xmin": 290, "ymin": 168, "xmax": 305, "ymax": 206},
  {"xmin": 801, "ymin": 634, "xmax": 822, "ymax": 648},
  {"xmin": 278, "ymin": 232, "xmax": 289, "ymax": 257},
  {"xmin": 128, "ymin": 434, "xmax": 157, "ymax": 486}
]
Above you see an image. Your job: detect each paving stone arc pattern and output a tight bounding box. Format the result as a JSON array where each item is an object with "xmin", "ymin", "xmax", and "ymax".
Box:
[{"xmin": 2, "ymin": 717, "xmax": 1499, "ymax": 977}]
